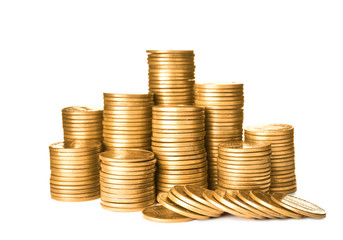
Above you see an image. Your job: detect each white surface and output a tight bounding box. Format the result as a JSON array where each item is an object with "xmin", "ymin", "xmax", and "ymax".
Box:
[{"xmin": 0, "ymin": 1, "xmax": 342, "ymax": 239}]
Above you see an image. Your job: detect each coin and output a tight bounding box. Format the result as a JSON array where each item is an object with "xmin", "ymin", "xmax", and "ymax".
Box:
[
  {"xmin": 249, "ymin": 191, "xmax": 303, "ymax": 218},
  {"xmin": 245, "ymin": 124, "xmax": 294, "ymax": 136},
  {"xmin": 157, "ymin": 192, "xmax": 208, "ymax": 220},
  {"xmin": 142, "ymin": 204, "xmax": 193, "ymax": 223}
]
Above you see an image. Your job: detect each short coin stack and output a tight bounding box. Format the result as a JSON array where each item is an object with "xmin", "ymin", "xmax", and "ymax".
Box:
[
  {"xmin": 49, "ymin": 141, "xmax": 102, "ymax": 202},
  {"xmin": 99, "ymin": 149, "xmax": 156, "ymax": 212},
  {"xmin": 217, "ymin": 141, "xmax": 272, "ymax": 192},
  {"xmin": 151, "ymin": 106, "xmax": 208, "ymax": 192},
  {"xmin": 194, "ymin": 83, "xmax": 244, "ymax": 189},
  {"xmin": 147, "ymin": 50, "xmax": 195, "ymax": 105},
  {"xmin": 244, "ymin": 124, "xmax": 297, "ymax": 194},
  {"xmin": 62, "ymin": 106, "xmax": 103, "ymax": 145},
  {"xmin": 102, "ymin": 93, "xmax": 153, "ymax": 151}
]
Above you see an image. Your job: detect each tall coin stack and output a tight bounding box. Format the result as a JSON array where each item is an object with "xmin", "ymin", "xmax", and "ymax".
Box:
[
  {"xmin": 102, "ymin": 93, "xmax": 153, "ymax": 151},
  {"xmin": 49, "ymin": 141, "xmax": 102, "ymax": 202},
  {"xmin": 62, "ymin": 106, "xmax": 103, "ymax": 145},
  {"xmin": 147, "ymin": 50, "xmax": 195, "ymax": 105},
  {"xmin": 194, "ymin": 83, "xmax": 244, "ymax": 189},
  {"xmin": 151, "ymin": 106, "xmax": 208, "ymax": 193},
  {"xmin": 217, "ymin": 141, "xmax": 272, "ymax": 192},
  {"xmin": 244, "ymin": 124, "xmax": 297, "ymax": 194},
  {"xmin": 99, "ymin": 149, "xmax": 156, "ymax": 212}
]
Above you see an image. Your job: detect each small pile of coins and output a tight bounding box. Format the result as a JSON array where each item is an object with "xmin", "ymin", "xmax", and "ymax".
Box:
[
  {"xmin": 244, "ymin": 124, "xmax": 297, "ymax": 194},
  {"xmin": 142, "ymin": 185, "xmax": 326, "ymax": 222},
  {"xmin": 217, "ymin": 141, "xmax": 272, "ymax": 192},
  {"xmin": 151, "ymin": 106, "xmax": 208, "ymax": 192},
  {"xmin": 194, "ymin": 83, "xmax": 244, "ymax": 189},
  {"xmin": 147, "ymin": 50, "xmax": 195, "ymax": 105},
  {"xmin": 99, "ymin": 149, "xmax": 156, "ymax": 212},
  {"xmin": 62, "ymin": 106, "xmax": 103, "ymax": 145},
  {"xmin": 49, "ymin": 141, "xmax": 102, "ymax": 202},
  {"xmin": 102, "ymin": 93, "xmax": 153, "ymax": 151}
]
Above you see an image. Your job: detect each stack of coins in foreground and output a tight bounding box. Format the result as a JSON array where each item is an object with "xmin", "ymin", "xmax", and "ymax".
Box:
[
  {"xmin": 102, "ymin": 93, "xmax": 153, "ymax": 151},
  {"xmin": 99, "ymin": 149, "xmax": 156, "ymax": 212},
  {"xmin": 49, "ymin": 141, "xmax": 102, "ymax": 202},
  {"xmin": 147, "ymin": 50, "xmax": 195, "ymax": 105},
  {"xmin": 194, "ymin": 83, "xmax": 244, "ymax": 189},
  {"xmin": 142, "ymin": 185, "xmax": 326, "ymax": 222},
  {"xmin": 217, "ymin": 141, "xmax": 272, "ymax": 192},
  {"xmin": 245, "ymin": 124, "xmax": 296, "ymax": 194},
  {"xmin": 62, "ymin": 106, "xmax": 103, "ymax": 145},
  {"xmin": 151, "ymin": 106, "xmax": 208, "ymax": 192}
]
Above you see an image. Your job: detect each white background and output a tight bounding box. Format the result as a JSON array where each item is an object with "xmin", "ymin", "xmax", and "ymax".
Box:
[{"xmin": 0, "ymin": 0, "xmax": 342, "ymax": 239}]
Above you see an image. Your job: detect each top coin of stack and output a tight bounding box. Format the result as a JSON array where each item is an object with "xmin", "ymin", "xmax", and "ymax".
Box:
[
  {"xmin": 147, "ymin": 50, "xmax": 195, "ymax": 105},
  {"xmin": 217, "ymin": 141, "xmax": 272, "ymax": 192},
  {"xmin": 151, "ymin": 106, "xmax": 208, "ymax": 193},
  {"xmin": 244, "ymin": 124, "xmax": 296, "ymax": 194},
  {"xmin": 102, "ymin": 93, "xmax": 153, "ymax": 151},
  {"xmin": 62, "ymin": 106, "xmax": 103, "ymax": 145},
  {"xmin": 194, "ymin": 82, "xmax": 244, "ymax": 189}
]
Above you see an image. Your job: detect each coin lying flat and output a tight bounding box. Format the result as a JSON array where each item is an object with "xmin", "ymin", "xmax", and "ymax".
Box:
[{"xmin": 142, "ymin": 204, "xmax": 193, "ymax": 223}]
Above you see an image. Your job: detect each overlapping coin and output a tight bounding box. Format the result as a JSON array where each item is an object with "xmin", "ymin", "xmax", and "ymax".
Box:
[
  {"xmin": 194, "ymin": 83, "xmax": 244, "ymax": 189},
  {"xmin": 62, "ymin": 106, "xmax": 103, "ymax": 145},
  {"xmin": 151, "ymin": 106, "xmax": 208, "ymax": 192},
  {"xmin": 102, "ymin": 93, "xmax": 153, "ymax": 151},
  {"xmin": 142, "ymin": 185, "xmax": 326, "ymax": 222},
  {"xmin": 217, "ymin": 141, "xmax": 272, "ymax": 192},
  {"xmin": 147, "ymin": 50, "xmax": 195, "ymax": 105},
  {"xmin": 244, "ymin": 124, "xmax": 297, "ymax": 194},
  {"xmin": 99, "ymin": 149, "xmax": 156, "ymax": 212},
  {"xmin": 49, "ymin": 140, "xmax": 102, "ymax": 202}
]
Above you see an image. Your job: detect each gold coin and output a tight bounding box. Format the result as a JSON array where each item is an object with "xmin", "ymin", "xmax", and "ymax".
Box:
[
  {"xmin": 217, "ymin": 158, "xmax": 270, "ymax": 166},
  {"xmin": 51, "ymin": 186, "xmax": 99, "ymax": 194},
  {"xmin": 101, "ymin": 189, "xmax": 154, "ymax": 198},
  {"xmin": 158, "ymin": 158, "xmax": 206, "ymax": 166},
  {"xmin": 153, "ymin": 131, "xmax": 205, "ymax": 138},
  {"xmin": 62, "ymin": 106, "xmax": 103, "ymax": 114},
  {"xmin": 195, "ymin": 92, "xmax": 243, "ymax": 97},
  {"xmin": 195, "ymin": 82, "xmax": 243, "ymax": 89},
  {"xmin": 99, "ymin": 149, "xmax": 154, "ymax": 163},
  {"xmin": 62, "ymin": 118, "xmax": 102, "ymax": 124},
  {"xmin": 156, "ymin": 153, "xmax": 206, "ymax": 161},
  {"xmin": 100, "ymin": 180, "xmax": 154, "ymax": 189},
  {"xmin": 152, "ymin": 119, "xmax": 203, "ymax": 125},
  {"xmin": 51, "ymin": 169, "xmax": 98, "ymax": 178},
  {"xmin": 249, "ymin": 191, "xmax": 302, "ymax": 218},
  {"xmin": 49, "ymin": 154, "xmax": 99, "ymax": 161},
  {"xmin": 63, "ymin": 126, "xmax": 102, "ymax": 133},
  {"xmin": 195, "ymin": 96, "xmax": 244, "ymax": 102},
  {"xmin": 158, "ymin": 161, "xmax": 207, "ymax": 170},
  {"xmin": 100, "ymin": 176, "xmax": 153, "ymax": 185},
  {"xmin": 218, "ymin": 182, "xmax": 270, "ymax": 190},
  {"xmin": 217, "ymin": 162, "xmax": 270, "ymax": 170},
  {"xmin": 218, "ymin": 141, "xmax": 271, "ymax": 153},
  {"xmin": 153, "ymin": 149, "xmax": 206, "ymax": 157},
  {"xmin": 50, "ymin": 178, "xmax": 99, "ymax": 185},
  {"xmin": 50, "ymin": 163, "xmax": 98, "ymax": 170},
  {"xmin": 271, "ymin": 172, "xmax": 295, "ymax": 179},
  {"xmin": 195, "ymin": 99, "xmax": 243, "ymax": 106},
  {"xmin": 209, "ymin": 190, "xmax": 256, "ymax": 219},
  {"xmin": 101, "ymin": 198, "xmax": 155, "ymax": 209},
  {"xmin": 158, "ymin": 167, "xmax": 207, "ymax": 175},
  {"xmin": 50, "ymin": 159, "xmax": 98, "ymax": 166},
  {"xmin": 101, "ymin": 166, "xmax": 156, "ymax": 176},
  {"xmin": 152, "ymin": 140, "xmax": 204, "ymax": 148},
  {"xmin": 103, "ymin": 141, "xmax": 151, "ymax": 148},
  {"xmin": 50, "ymin": 174, "xmax": 98, "ymax": 182},
  {"xmin": 182, "ymin": 185, "xmax": 221, "ymax": 211},
  {"xmin": 157, "ymin": 192, "xmax": 208, "ymax": 220},
  {"xmin": 101, "ymin": 159, "xmax": 155, "ymax": 167},
  {"xmin": 101, "ymin": 193, "xmax": 155, "ymax": 204},
  {"xmin": 100, "ymin": 203, "xmax": 146, "ymax": 212},
  {"xmin": 153, "ymin": 105, "xmax": 203, "ymax": 112},
  {"xmin": 101, "ymin": 162, "xmax": 155, "ymax": 172},
  {"xmin": 49, "ymin": 141, "xmax": 102, "ymax": 152},
  {"xmin": 50, "ymin": 182, "xmax": 99, "ymax": 190},
  {"xmin": 245, "ymin": 124, "xmax": 294, "ymax": 136},
  {"xmin": 158, "ymin": 171, "xmax": 206, "ymax": 180},
  {"xmin": 142, "ymin": 204, "xmax": 193, "ymax": 223},
  {"xmin": 236, "ymin": 191, "xmax": 286, "ymax": 218},
  {"xmin": 153, "ymin": 128, "xmax": 204, "ymax": 134},
  {"xmin": 168, "ymin": 188, "xmax": 220, "ymax": 217},
  {"xmin": 158, "ymin": 176, "xmax": 206, "ymax": 185},
  {"xmin": 62, "ymin": 115, "xmax": 102, "ymax": 121},
  {"xmin": 100, "ymin": 185, "xmax": 155, "ymax": 194},
  {"xmin": 51, "ymin": 194, "xmax": 99, "ymax": 202},
  {"xmin": 99, "ymin": 170, "xmax": 154, "ymax": 179}
]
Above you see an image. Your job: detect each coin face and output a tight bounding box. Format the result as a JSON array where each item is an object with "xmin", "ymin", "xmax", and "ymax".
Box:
[{"xmin": 245, "ymin": 124, "xmax": 294, "ymax": 135}]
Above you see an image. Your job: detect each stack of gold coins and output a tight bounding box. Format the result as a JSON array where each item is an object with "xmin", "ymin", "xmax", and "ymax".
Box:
[
  {"xmin": 99, "ymin": 149, "xmax": 156, "ymax": 212},
  {"xmin": 147, "ymin": 50, "xmax": 195, "ymax": 105},
  {"xmin": 217, "ymin": 141, "xmax": 272, "ymax": 192},
  {"xmin": 151, "ymin": 106, "xmax": 208, "ymax": 192},
  {"xmin": 49, "ymin": 141, "xmax": 102, "ymax": 202},
  {"xmin": 244, "ymin": 124, "xmax": 296, "ymax": 194},
  {"xmin": 194, "ymin": 83, "xmax": 244, "ymax": 189},
  {"xmin": 62, "ymin": 106, "xmax": 103, "ymax": 144},
  {"xmin": 102, "ymin": 93, "xmax": 153, "ymax": 151}
]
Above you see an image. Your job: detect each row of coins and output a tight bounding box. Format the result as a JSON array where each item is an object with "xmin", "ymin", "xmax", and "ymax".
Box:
[
  {"xmin": 218, "ymin": 141, "xmax": 272, "ymax": 192},
  {"xmin": 62, "ymin": 106, "xmax": 103, "ymax": 144},
  {"xmin": 151, "ymin": 106, "xmax": 208, "ymax": 192},
  {"xmin": 194, "ymin": 83, "xmax": 244, "ymax": 189},
  {"xmin": 49, "ymin": 141, "xmax": 102, "ymax": 202},
  {"xmin": 99, "ymin": 149, "xmax": 156, "ymax": 212},
  {"xmin": 245, "ymin": 124, "xmax": 297, "ymax": 193},
  {"xmin": 102, "ymin": 93, "xmax": 153, "ymax": 151},
  {"xmin": 147, "ymin": 50, "xmax": 195, "ymax": 105},
  {"xmin": 142, "ymin": 185, "xmax": 326, "ymax": 222}
]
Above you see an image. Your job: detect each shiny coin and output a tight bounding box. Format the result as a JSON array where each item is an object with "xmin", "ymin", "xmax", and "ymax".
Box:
[
  {"xmin": 245, "ymin": 124, "xmax": 294, "ymax": 136},
  {"xmin": 142, "ymin": 204, "xmax": 193, "ymax": 223}
]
